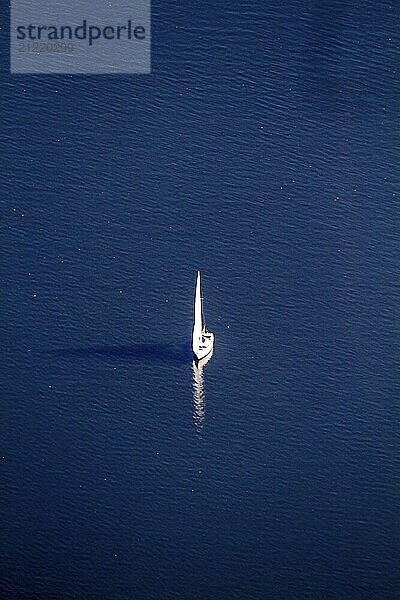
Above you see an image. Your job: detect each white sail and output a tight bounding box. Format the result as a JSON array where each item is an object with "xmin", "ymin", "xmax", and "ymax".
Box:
[
  {"xmin": 192, "ymin": 271, "xmax": 214, "ymax": 361},
  {"xmin": 192, "ymin": 271, "xmax": 202, "ymax": 355}
]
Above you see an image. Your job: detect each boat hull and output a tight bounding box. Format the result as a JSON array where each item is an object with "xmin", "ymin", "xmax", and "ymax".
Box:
[{"xmin": 193, "ymin": 333, "xmax": 214, "ymax": 361}]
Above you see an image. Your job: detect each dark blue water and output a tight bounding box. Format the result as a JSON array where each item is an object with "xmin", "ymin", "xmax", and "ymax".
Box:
[{"xmin": 1, "ymin": 1, "xmax": 399, "ymax": 598}]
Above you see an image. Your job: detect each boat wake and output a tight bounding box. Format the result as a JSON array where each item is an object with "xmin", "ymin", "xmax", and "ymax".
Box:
[{"xmin": 192, "ymin": 349, "xmax": 213, "ymax": 430}]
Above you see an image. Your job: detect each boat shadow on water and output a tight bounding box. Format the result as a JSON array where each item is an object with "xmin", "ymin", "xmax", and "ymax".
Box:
[{"xmin": 49, "ymin": 342, "xmax": 193, "ymax": 364}]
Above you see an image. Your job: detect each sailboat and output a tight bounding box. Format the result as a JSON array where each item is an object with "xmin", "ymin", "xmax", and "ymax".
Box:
[{"xmin": 192, "ymin": 271, "xmax": 214, "ymax": 361}]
